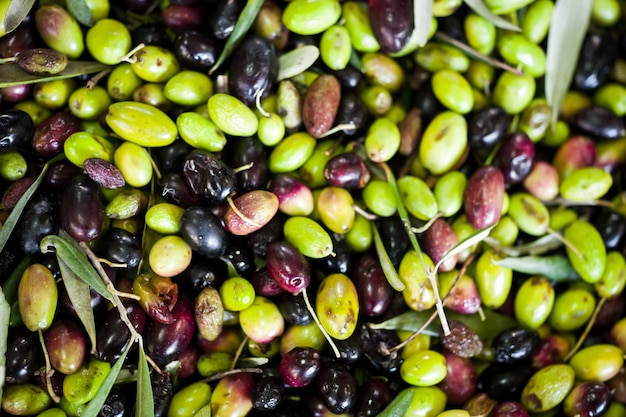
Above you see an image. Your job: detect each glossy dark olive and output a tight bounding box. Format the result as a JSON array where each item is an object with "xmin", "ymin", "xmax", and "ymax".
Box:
[
  {"xmin": 495, "ymin": 132, "xmax": 535, "ymax": 186},
  {"xmin": 477, "ymin": 363, "xmax": 534, "ymax": 401},
  {"xmin": 354, "ymin": 378, "xmax": 392, "ymax": 417},
  {"xmin": 0, "ymin": 24, "xmax": 37, "ymax": 58},
  {"xmin": 278, "ymin": 292, "xmax": 312, "ymax": 325},
  {"xmin": 361, "ymin": 326, "xmax": 403, "ymax": 375},
  {"xmin": 250, "ymin": 266, "xmax": 285, "ymax": 297},
  {"xmin": 45, "ymin": 161, "xmax": 83, "ymax": 189},
  {"xmin": 176, "ymin": 256, "xmax": 225, "ymax": 295},
  {"xmin": 209, "ymin": 0, "xmax": 245, "ymax": 39},
  {"xmin": 152, "ymin": 371, "xmax": 174, "ymax": 417},
  {"xmin": 335, "ymin": 329, "xmax": 363, "ymax": 364},
  {"xmin": 352, "ymin": 253, "xmax": 394, "ymax": 317},
  {"xmin": 32, "ymin": 112, "xmax": 81, "ymax": 156},
  {"xmin": 266, "ymin": 240, "xmax": 311, "ymax": 294},
  {"xmin": 154, "ymin": 139, "xmax": 193, "ymax": 173},
  {"xmin": 280, "ymin": 347, "xmax": 321, "ymax": 388},
  {"xmin": 15, "ymin": 191, "xmax": 59, "ymax": 255},
  {"xmin": 0, "ymin": 109, "xmax": 35, "ymax": 152},
  {"xmin": 99, "ymin": 228, "xmax": 142, "ymax": 272},
  {"xmin": 574, "ymin": 29, "xmax": 617, "ymax": 91},
  {"xmin": 95, "ymin": 300, "xmax": 146, "ymax": 363},
  {"xmin": 572, "ymin": 105, "xmax": 626, "ymax": 140},
  {"xmin": 182, "ymin": 150, "xmax": 237, "ymax": 204},
  {"xmin": 224, "ymin": 238, "xmax": 256, "ymax": 275},
  {"xmin": 158, "ymin": 171, "xmax": 202, "ymax": 208},
  {"xmin": 316, "ymin": 361, "xmax": 358, "ymax": 414},
  {"xmin": 368, "ymin": 0, "xmax": 414, "ymax": 53},
  {"xmin": 492, "ymin": 328, "xmax": 540, "ymax": 364},
  {"xmin": 131, "ymin": 23, "xmax": 169, "ymax": 47},
  {"xmin": 60, "ymin": 175, "xmax": 104, "ymax": 242},
  {"xmin": 5, "ymin": 327, "xmax": 39, "ymax": 384},
  {"xmin": 180, "ymin": 206, "xmax": 228, "ymax": 259},
  {"xmin": 252, "ymin": 375, "xmax": 284, "ymax": 411},
  {"xmin": 227, "ymin": 136, "xmax": 268, "ymax": 192},
  {"xmin": 99, "ymin": 385, "xmax": 132, "ymax": 417},
  {"xmin": 592, "ymin": 207, "xmax": 626, "ymax": 250},
  {"xmin": 144, "ymin": 295, "xmax": 195, "ymax": 366},
  {"xmin": 313, "ymin": 234, "xmax": 351, "ymax": 275},
  {"xmin": 228, "ymin": 35, "xmax": 278, "ymax": 106},
  {"xmin": 333, "ymin": 65, "xmax": 364, "ymax": 89},
  {"xmin": 565, "ymin": 382, "xmax": 611, "ymax": 417},
  {"xmin": 324, "ymin": 153, "xmax": 370, "ymax": 189},
  {"xmin": 334, "ymin": 89, "xmax": 369, "ymax": 136},
  {"xmin": 173, "ymin": 30, "xmax": 219, "ymax": 72},
  {"xmin": 376, "ymin": 217, "xmax": 410, "ymax": 267},
  {"xmin": 469, "ymin": 106, "xmax": 512, "ymax": 149}
]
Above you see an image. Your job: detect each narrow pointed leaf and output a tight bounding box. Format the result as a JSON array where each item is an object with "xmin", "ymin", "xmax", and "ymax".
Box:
[
  {"xmin": 464, "ymin": 0, "xmax": 521, "ymax": 31},
  {"xmin": 40, "ymin": 235, "xmax": 113, "ymax": 301},
  {"xmin": 209, "ymin": 0, "xmax": 264, "ymax": 74},
  {"xmin": 434, "ymin": 223, "xmax": 496, "ymax": 272},
  {"xmin": 368, "ymin": 310, "xmax": 440, "ymax": 336},
  {"xmin": 58, "ymin": 258, "xmax": 98, "ymax": 353},
  {"xmin": 372, "ymin": 223, "xmax": 405, "ymax": 291},
  {"xmin": 545, "ymin": 0, "xmax": 593, "ymax": 126},
  {"xmin": 2, "ymin": 256, "xmax": 30, "ymax": 305},
  {"xmin": 136, "ymin": 346, "xmax": 154, "ymax": 417},
  {"xmin": 67, "ymin": 0, "xmax": 94, "ymax": 26},
  {"xmin": 78, "ymin": 343, "xmax": 132, "ymax": 417},
  {"xmin": 376, "ymin": 388, "xmax": 414, "ymax": 417},
  {"xmin": 494, "ymin": 255, "xmax": 580, "ymax": 282},
  {"xmin": 0, "ymin": 164, "xmax": 48, "ymax": 253},
  {"xmin": 194, "ymin": 405, "xmax": 212, "ymax": 417},
  {"xmin": 414, "ymin": 0, "xmax": 433, "ymax": 46},
  {"xmin": 0, "ymin": 288, "xmax": 10, "ymax": 398},
  {"xmin": 0, "ymin": 61, "xmax": 110, "ymax": 88},
  {"xmin": 2, "ymin": 0, "xmax": 36, "ymax": 36},
  {"xmin": 484, "ymin": 233, "xmax": 562, "ymax": 256},
  {"xmin": 277, "ymin": 45, "xmax": 320, "ymax": 81},
  {"xmin": 239, "ymin": 357, "xmax": 270, "ymax": 367}
]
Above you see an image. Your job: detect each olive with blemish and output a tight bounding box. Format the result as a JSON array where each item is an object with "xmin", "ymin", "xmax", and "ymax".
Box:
[
  {"xmin": 182, "ymin": 150, "xmax": 237, "ymax": 204},
  {"xmin": 98, "ymin": 228, "xmax": 142, "ymax": 272}
]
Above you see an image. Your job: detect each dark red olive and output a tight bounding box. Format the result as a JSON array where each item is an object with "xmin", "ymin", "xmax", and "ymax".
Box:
[
  {"xmin": 324, "ymin": 153, "xmax": 370, "ymax": 189},
  {"xmin": 495, "ymin": 133, "xmax": 535, "ymax": 186},
  {"xmin": 162, "ymin": 4, "xmax": 204, "ymax": 31},
  {"xmin": 351, "ymin": 253, "xmax": 394, "ymax": 317},
  {"xmin": 32, "ymin": 112, "xmax": 81, "ymax": 157},
  {"xmin": 438, "ymin": 350, "xmax": 477, "ymax": 406},
  {"xmin": 60, "ymin": 175, "xmax": 104, "ymax": 242},
  {"xmin": 368, "ymin": 0, "xmax": 414, "ymax": 53},
  {"xmin": 266, "ymin": 240, "xmax": 311, "ymax": 294},
  {"xmin": 280, "ymin": 347, "xmax": 321, "ymax": 388},
  {"xmin": 95, "ymin": 300, "xmax": 146, "ymax": 363}
]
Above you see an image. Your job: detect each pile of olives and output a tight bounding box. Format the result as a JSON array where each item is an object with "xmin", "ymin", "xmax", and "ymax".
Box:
[{"xmin": 1, "ymin": 0, "xmax": 626, "ymax": 416}]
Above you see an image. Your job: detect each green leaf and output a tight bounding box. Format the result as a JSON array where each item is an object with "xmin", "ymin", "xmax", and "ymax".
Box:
[
  {"xmin": 368, "ymin": 310, "xmax": 441, "ymax": 336},
  {"xmin": 494, "ymin": 255, "xmax": 580, "ymax": 282},
  {"xmin": 2, "ymin": 256, "xmax": 30, "ymax": 305},
  {"xmin": 464, "ymin": 0, "xmax": 521, "ymax": 31},
  {"xmin": 58, "ymin": 257, "xmax": 98, "ymax": 353},
  {"xmin": 2, "ymin": 0, "xmax": 36, "ymax": 36},
  {"xmin": 78, "ymin": 343, "xmax": 132, "ymax": 417},
  {"xmin": 136, "ymin": 345, "xmax": 154, "ymax": 417},
  {"xmin": 277, "ymin": 45, "xmax": 320, "ymax": 81},
  {"xmin": 40, "ymin": 235, "xmax": 113, "ymax": 301},
  {"xmin": 376, "ymin": 388, "xmax": 414, "ymax": 417},
  {"xmin": 545, "ymin": 0, "xmax": 593, "ymax": 126},
  {"xmin": 209, "ymin": 0, "xmax": 264, "ymax": 74},
  {"xmin": 0, "ymin": 163, "xmax": 49, "ymax": 254},
  {"xmin": 433, "ymin": 223, "xmax": 496, "ymax": 272},
  {"xmin": 372, "ymin": 222, "xmax": 405, "ymax": 291},
  {"xmin": 414, "ymin": 0, "xmax": 434, "ymax": 47},
  {"xmin": 67, "ymin": 0, "xmax": 94, "ymax": 26},
  {"xmin": 193, "ymin": 405, "xmax": 212, "ymax": 417},
  {"xmin": 0, "ymin": 61, "xmax": 110, "ymax": 88},
  {"xmin": 0, "ymin": 287, "xmax": 11, "ymax": 399}
]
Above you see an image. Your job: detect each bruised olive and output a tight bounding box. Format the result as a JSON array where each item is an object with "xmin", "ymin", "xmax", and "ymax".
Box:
[
  {"xmin": 99, "ymin": 228, "xmax": 142, "ymax": 272},
  {"xmin": 182, "ymin": 150, "xmax": 237, "ymax": 204}
]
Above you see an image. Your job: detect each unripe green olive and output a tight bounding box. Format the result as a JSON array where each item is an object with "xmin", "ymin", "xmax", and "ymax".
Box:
[
  {"xmin": 35, "ymin": 5, "xmax": 84, "ymax": 59},
  {"xmin": 34, "ymin": 79, "xmax": 76, "ymax": 110},
  {"xmin": 342, "ymin": 1, "xmax": 380, "ymax": 52},
  {"xmin": 164, "ymin": 71, "xmax": 213, "ymax": 107},
  {"xmin": 282, "ymin": 0, "xmax": 341, "ymax": 35},
  {"xmin": 86, "ymin": 18, "xmax": 131, "ymax": 65},
  {"xmin": 320, "ymin": 25, "xmax": 352, "ymax": 71},
  {"xmin": 464, "ymin": 13, "xmax": 496, "ymax": 55},
  {"xmin": 64, "ymin": 131, "xmax": 115, "ymax": 169},
  {"xmin": 493, "ymin": 71, "xmax": 536, "ymax": 114},
  {"xmin": 68, "ymin": 86, "xmax": 112, "ymax": 120},
  {"xmin": 107, "ymin": 63, "xmax": 144, "ymax": 101},
  {"xmin": 131, "ymin": 45, "xmax": 180, "ymax": 83}
]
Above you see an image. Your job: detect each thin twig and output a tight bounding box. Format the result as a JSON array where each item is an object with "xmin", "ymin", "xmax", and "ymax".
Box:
[
  {"xmin": 546, "ymin": 227, "xmax": 583, "ymax": 260},
  {"xmin": 434, "ymin": 32, "xmax": 525, "ymax": 76},
  {"xmin": 563, "ymin": 297, "xmax": 607, "ymax": 362},
  {"xmin": 38, "ymin": 330, "xmax": 61, "ymax": 403},
  {"xmin": 231, "ymin": 336, "xmax": 249, "ymax": 370},
  {"xmin": 203, "ymin": 368, "xmax": 263, "ymax": 383},
  {"xmin": 411, "ymin": 212, "xmax": 443, "ymax": 234},
  {"xmin": 301, "ymin": 287, "xmax": 341, "ymax": 358},
  {"xmin": 352, "ymin": 204, "xmax": 378, "ymax": 221}
]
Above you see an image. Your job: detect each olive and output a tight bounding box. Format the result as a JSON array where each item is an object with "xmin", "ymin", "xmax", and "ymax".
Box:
[{"xmin": 0, "ymin": 109, "xmax": 35, "ymax": 153}]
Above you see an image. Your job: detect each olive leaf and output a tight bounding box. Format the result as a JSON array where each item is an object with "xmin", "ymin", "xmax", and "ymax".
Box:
[
  {"xmin": 40, "ymin": 235, "xmax": 114, "ymax": 302},
  {"xmin": 376, "ymin": 388, "xmax": 414, "ymax": 417},
  {"xmin": 464, "ymin": 0, "xmax": 521, "ymax": 31},
  {"xmin": 484, "ymin": 233, "xmax": 562, "ymax": 256},
  {"xmin": 432, "ymin": 223, "xmax": 496, "ymax": 273},
  {"xmin": 78, "ymin": 343, "xmax": 132, "ymax": 417},
  {"xmin": 372, "ymin": 222, "xmax": 405, "ymax": 291},
  {"xmin": 1, "ymin": 256, "xmax": 30, "ymax": 305},
  {"xmin": 0, "ymin": 162, "xmax": 50, "ymax": 254},
  {"xmin": 368, "ymin": 310, "xmax": 441, "ymax": 336},
  {"xmin": 209, "ymin": 0, "xmax": 264, "ymax": 74},
  {"xmin": 494, "ymin": 254, "xmax": 580, "ymax": 282},
  {"xmin": 414, "ymin": 0, "xmax": 433, "ymax": 47},
  {"xmin": 1, "ymin": 0, "xmax": 36, "ymax": 36},
  {"xmin": 194, "ymin": 405, "xmax": 212, "ymax": 417},
  {"xmin": 57, "ymin": 257, "xmax": 98, "ymax": 354},
  {"xmin": 0, "ymin": 61, "xmax": 110, "ymax": 88},
  {"xmin": 67, "ymin": 0, "xmax": 94, "ymax": 27},
  {"xmin": 0, "ymin": 287, "xmax": 10, "ymax": 399},
  {"xmin": 277, "ymin": 45, "xmax": 320, "ymax": 81},
  {"xmin": 545, "ymin": 0, "xmax": 593, "ymax": 126},
  {"xmin": 136, "ymin": 345, "xmax": 155, "ymax": 417}
]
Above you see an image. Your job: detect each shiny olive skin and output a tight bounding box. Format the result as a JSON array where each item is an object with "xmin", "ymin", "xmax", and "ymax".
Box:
[
  {"xmin": 60, "ymin": 175, "xmax": 104, "ymax": 242},
  {"xmin": 182, "ymin": 150, "xmax": 237, "ymax": 204},
  {"xmin": 98, "ymin": 228, "xmax": 142, "ymax": 272},
  {"xmin": 468, "ymin": 106, "xmax": 512, "ymax": 149},
  {"xmin": 4, "ymin": 327, "xmax": 40, "ymax": 384},
  {"xmin": 210, "ymin": 0, "xmax": 245, "ymax": 39},
  {"xmin": 351, "ymin": 253, "xmax": 394, "ymax": 317},
  {"xmin": 574, "ymin": 29, "xmax": 618, "ymax": 91},
  {"xmin": 15, "ymin": 192, "xmax": 59, "ymax": 255},
  {"xmin": 368, "ymin": 0, "xmax": 414, "ymax": 53},
  {"xmin": 180, "ymin": 206, "xmax": 228, "ymax": 259},
  {"xmin": 95, "ymin": 300, "xmax": 146, "ymax": 363},
  {"xmin": 227, "ymin": 136, "xmax": 268, "ymax": 193},
  {"xmin": 228, "ymin": 35, "xmax": 278, "ymax": 106},
  {"xmin": 173, "ymin": 30, "xmax": 219, "ymax": 71},
  {"xmin": 0, "ymin": 109, "xmax": 35, "ymax": 152}
]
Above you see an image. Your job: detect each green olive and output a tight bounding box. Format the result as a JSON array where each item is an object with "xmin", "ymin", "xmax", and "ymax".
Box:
[{"xmin": 86, "ymin": 18, "xmax": 131, "ymax": 65}]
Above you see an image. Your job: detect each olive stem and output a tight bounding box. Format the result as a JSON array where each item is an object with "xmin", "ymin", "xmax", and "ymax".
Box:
[
  {"xmin": 318, "ymin": 123, "xmax": 357, "ymax": 139},
  {"xmin": 352, "ymin": 204, "xmax": 378, "ymax": 220},
  {"xmin": 547, "ymin": 197, "xmax": 614, "ymax": 208},
  {"xmin": 411, "ymin": 212, "xmax": 443, "ymax": 234},
  {"xmin": 38, "ymin": 329, "xmax": 61, "ymax": 403},
  {"xmin": 98, "ymin": 258, "xmax": 128, "ymax": 269},
  {"xmin": 255, "ymin": 88, "xmax": 271, "ymax": 118},
  {"xmin": 147, "ymin": 151, "xmax": 162, "ymax": 181},
  {"xmin": 232, "ymin": 162, "xmax": 254, "ymax": 174},
  {"xmin": 106, "ymin": 283, "xmax": 141, "ymax": 301},
  {"xmin": 301, "ymin": 287, "xmax": 341, "ymax": 359},
  {"xmin": 563, "ymin": 296, "xmax": 607, "ymax": 362},
  {"xmin": 226, "ymin": 195, "xmax": 263, "ymax": 228},
  {"xmin": 202, "ymin": 368, "xmax": 263, "ymax": 383},
  {"xmin": 433, "ymin": 32, "xmax": 525, "ymax": 76},
  {"xmin": 230, "ymin": 336, "xmax": 249, "ymax": 370},
  {"xmin": 0, "ymin": 57, "xmax": 17, "ymax": 64},
  {"xmin": 117, "ymin": 43, "xmax": 145, "ymax": 64},
  {"xmin": 546, "ymin": 227, "xmax": 583, "ymax": 260},
  {"xmin": 87, "ymin": 69, "xmax": 112, "ymax": 90},
  {"xmin": 324, "ymin": 135, "xmax": 346, "ymax": 156}
]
